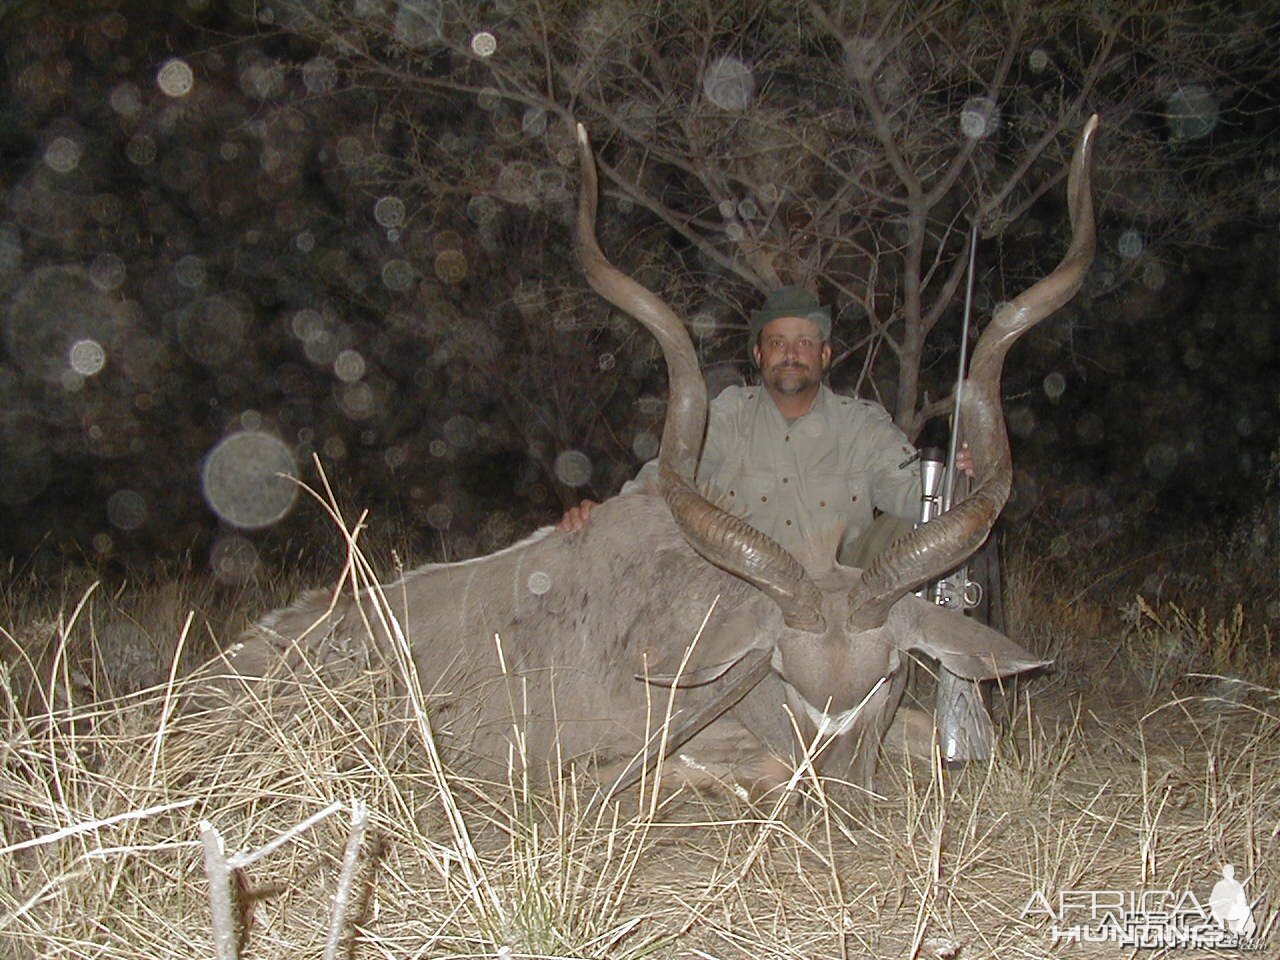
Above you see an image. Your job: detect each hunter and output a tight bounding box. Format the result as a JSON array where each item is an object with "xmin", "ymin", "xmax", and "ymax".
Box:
[{"xmin": 560, "ymin": 285, "xmax": 973, "ymax": 564}]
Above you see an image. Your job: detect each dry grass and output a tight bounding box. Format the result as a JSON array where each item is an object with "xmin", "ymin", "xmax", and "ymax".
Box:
[{"xmin": 2, "ymin": 539, "xmax": 1277, "ymax": 959}]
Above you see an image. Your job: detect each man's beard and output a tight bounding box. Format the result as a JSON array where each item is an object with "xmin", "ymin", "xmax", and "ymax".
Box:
[{"xmin": 764, "ymin": 361, "xmax": 820, "ymax": 395}]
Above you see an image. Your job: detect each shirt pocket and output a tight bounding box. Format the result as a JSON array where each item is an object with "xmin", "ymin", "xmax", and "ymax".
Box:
[
  {"xmin": 807, "ymin": 471, "xmax": 871, "ymax": 534},
  {"xmin": 733, "ymin": 469, "xmax": 777, "ymax": 512}
]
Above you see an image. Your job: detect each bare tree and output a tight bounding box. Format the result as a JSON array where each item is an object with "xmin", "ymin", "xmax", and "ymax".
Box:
[{"xmin": 275, "ymin": 0, "xmax": 1277, "ymax": 439}]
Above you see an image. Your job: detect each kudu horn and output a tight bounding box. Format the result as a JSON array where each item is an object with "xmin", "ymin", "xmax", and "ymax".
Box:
[
  {"xmin": 573, "ymin": 123, "xmax": 826, "ymax": 632},
  {"xmin": 847, "ymin": 114, "xmax": 1099, "ymax": 630}
]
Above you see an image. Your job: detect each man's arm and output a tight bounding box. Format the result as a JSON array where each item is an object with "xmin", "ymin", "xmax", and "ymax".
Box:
[
  {"xmin": 864, "ymin": 411, "xmax": 975, "ymax": 521},
  {"xmin": 559, "ymin": 386, "xmax": 738, "ymax": 532},
  {"xmin": 858, "ymin": 407, "xmax": 924, "ymax": 520},
  {"xmin": 558, "ymin": 457, "xmax": 657, "ymax": 531},
  {"xmin": 558, "ymin": 499, "xmax": 598, "ymax": 532}
]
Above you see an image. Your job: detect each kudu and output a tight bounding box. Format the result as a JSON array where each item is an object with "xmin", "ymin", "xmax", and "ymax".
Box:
[{"xmin": 220, "ymin": 117, "xmax": 1098, "ymax": 792}]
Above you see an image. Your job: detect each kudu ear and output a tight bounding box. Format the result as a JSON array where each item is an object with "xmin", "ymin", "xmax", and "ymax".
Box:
[
  {"xmin": 639, "ymin": 603, "xmax": 771, "ymax": 688},
  {"xmin": 896, "ymin": 595, "xmax": 1050, "ymax": 680}
]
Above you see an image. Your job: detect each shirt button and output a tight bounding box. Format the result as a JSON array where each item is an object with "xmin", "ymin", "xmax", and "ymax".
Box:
[
  {"xmin": 819, "ymin": 500, "xmax": 826, "ymax": 507},
  {"xmin": 784, "ymin": 435, "xmax": 790, "ymax": 442},
  {"xmin": 785, "ymin": 519, "xmax": 792, "ymax": 526},
  {"xmin": 729, "ymin": 489, "xmax": 736, "ymax": 497},
  {"xmin": 851, "ymin": 495, "xmax": 858, "ymax": 502},
  {"xmin": 781, "ymin": 477, "xmax": 789, "ymax": 484},
  {"xmin": 761, "ymin": 495, "xmax": 768, "ymax": 503}
]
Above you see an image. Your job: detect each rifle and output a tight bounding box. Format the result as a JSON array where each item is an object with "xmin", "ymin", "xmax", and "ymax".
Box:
[
  {"xmin": 925, "ymin": 219, "xmax": 983, "ymax": 613},
  {"xmin": 917, "ymin": 220, "xmax": 993, "ymax": 766}
]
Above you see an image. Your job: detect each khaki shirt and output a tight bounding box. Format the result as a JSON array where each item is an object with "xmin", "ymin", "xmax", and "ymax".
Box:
[{"xmin": 624, "ymin": 384, "xmax": 922, "ymax": 558}]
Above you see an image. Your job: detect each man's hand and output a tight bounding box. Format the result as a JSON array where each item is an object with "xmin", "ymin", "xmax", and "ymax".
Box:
[
  {"xmin": 956, "ymin": 443, "xmax": 976, "ymax": 480},
  {"xmin": 558, "ymin": 499, "xmax": 599, "ymax": 532}
]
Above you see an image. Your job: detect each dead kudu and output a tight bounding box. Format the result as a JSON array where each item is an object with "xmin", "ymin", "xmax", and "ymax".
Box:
[{"xmin": 219, "ymin": 118, "xmax": 1098, "ymax": 795}]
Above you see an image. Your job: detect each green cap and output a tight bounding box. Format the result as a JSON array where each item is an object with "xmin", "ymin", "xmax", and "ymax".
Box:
[{"xmin": 749, "ymin": 285, "xmax": 832, "ymax": 345}]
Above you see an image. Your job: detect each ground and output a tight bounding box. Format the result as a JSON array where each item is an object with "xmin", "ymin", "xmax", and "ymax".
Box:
[{"xmin": 1, "ymin": 529, "xmax": 1275, "ymax": 959}]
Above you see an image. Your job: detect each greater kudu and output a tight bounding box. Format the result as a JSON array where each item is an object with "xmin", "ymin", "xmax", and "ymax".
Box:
[{"xmin": 221, "ymin": 117, "xmax": 1098, "ymax": 792}]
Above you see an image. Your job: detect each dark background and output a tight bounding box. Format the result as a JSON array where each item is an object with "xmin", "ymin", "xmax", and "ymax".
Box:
[{"xmin": 0, "ymin": 0, "xmax": 1276, "ymax": 584}]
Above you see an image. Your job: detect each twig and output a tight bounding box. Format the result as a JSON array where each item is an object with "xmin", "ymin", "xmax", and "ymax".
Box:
[
  {"xmin": 149, "ymin": 610, "xmax": 196, "ymax": 787},
  {"xmin": 323, "ymin": 799, "xmax": 369, "ymax": 960},
  {"xmin": 200, "ymin": 820, "xmax": 238, "ymax": 960},
  {"xmin": 0, "ymin": 798, "xmax": 197, "ymax": 857},
  {"xmin": 226, "ymin": 800, "xmax": 344, "ymax": 869}
]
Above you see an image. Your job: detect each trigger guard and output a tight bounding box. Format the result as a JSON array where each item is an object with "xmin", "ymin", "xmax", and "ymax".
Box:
[{"xmin": 962, "ymin": 580, "xmax": 983, "ymax": 609}]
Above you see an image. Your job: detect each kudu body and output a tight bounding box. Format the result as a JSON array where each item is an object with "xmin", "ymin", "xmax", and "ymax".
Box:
[{"xmin": 222, "ymin": 118, "xmax": 1098, "ymax": 791}]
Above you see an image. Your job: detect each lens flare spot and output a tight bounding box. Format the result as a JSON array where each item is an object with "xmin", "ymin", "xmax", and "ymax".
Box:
[
  {"xmin": 1117, "ymin": 230, "xmax": 1144, "ymax": 259},
  {"xmin": 334, "ymin": 349, "xmax": 365, "ymax": 383},
  {"xmin": 960, "ymin": 97, "xmax": 999, "ymax": 139},
  {"xmin": 157, "ymin": 58, "xmax": 194, "ymax": 97},
  {"xmin": 374, "ymin": 195, "xmax": 405, "ymax": 228},
  {"xmin": 323, "ymin": 435, "xmax": 347, "ymax": 460},
  {"xmin": 69, "ymin": 339, "xmax": 106, "ymax": 376},
  {"xmin": 90, "ymin": 253, "xmax": 126, "ymax": 291},
  {"xmin": 126, "ymin": 134, "xmax": 157, "ymax": 166},
  {"xmin": 632, "ymin": 431, "xmax": 658, "ymax": 461},
  {"xmin": 178, "ymin": 295, "xmax": 248, "ymax": 367},
  {"xmin": 467, "ymin": 195, "xmax": 498, "ymax": 225},
  {"xmin": 210, "ymin": 534, "xmax": 261, "ymax": 584},
  {"xmin": 109, "ymin": 81, "xmax": 142, "ymax": 117},
  {"xmin": 238, "ymin": 57, "xmax": 285, "ymax": 101},
  {"xmin": 554, "ymin": 450, "xmax": 592, "ymax": 487},
  {"xmin": 691, "ymin": 314, "xmax": 717, "ymax": 338},
  {"xmin": 382, "ymin": 258, "xmax": 415, "ymax": 291},
  {"xmin": 302, "ymin": 55, "xmax": 338, "ymax": 94},
  {"xmin": 1042, "ymin": 372, "xmax": 1066, "ymax": 400},
  {"xmin": 1166, "ymin": 84, "xmax": 1218, "ymax": 141},
  {"xmin": 339, "ymin": 381, "xmax": 375, "ymax": 420},
  {"xmin": 1008, "ymin": 406, "xmax": 1036, "ymax": 439},
  {"xmin": 522, "ymin": 106, "xmax": 547, "ymax": 136},
  {"xmin": 426, "ymin": 502, "xmax": 453, "ymax": 530},
  {"xmin": 1142, "ymin": 262, "xmax": 1167, "ymax": 291},
  {"xmin": 107, "ymin": 489, "xmax": 148, "ymax": 531},
  {"xmin": 394, "ymin": 0, "xmax": 443, "ymax": 48},
  {"xmin": 434, "ymin": 249, "xmax": 468, "ymax": 284},
  {"xmin": 44, "ymin": 136, "xmax": 82, "ymax": 174},
  {"xmin": 444, "ymin": 415, "xmax": 476, "ymax": 448},
  {"xmin": 201, "ymin": 430, "xmax": 299, "ymax": 529},
  {"xmin": 174, "ymin": 254, "xmax": 206, "ymax": 289},
  {"xmin": 703, "ymin": 56, "xmax": 754, "ymax": 111}
]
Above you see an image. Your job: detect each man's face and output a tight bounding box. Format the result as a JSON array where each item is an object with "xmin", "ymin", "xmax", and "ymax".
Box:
[{"xmin": 752, "ymin": 315, "xmax": 831, "ymax": 396}]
